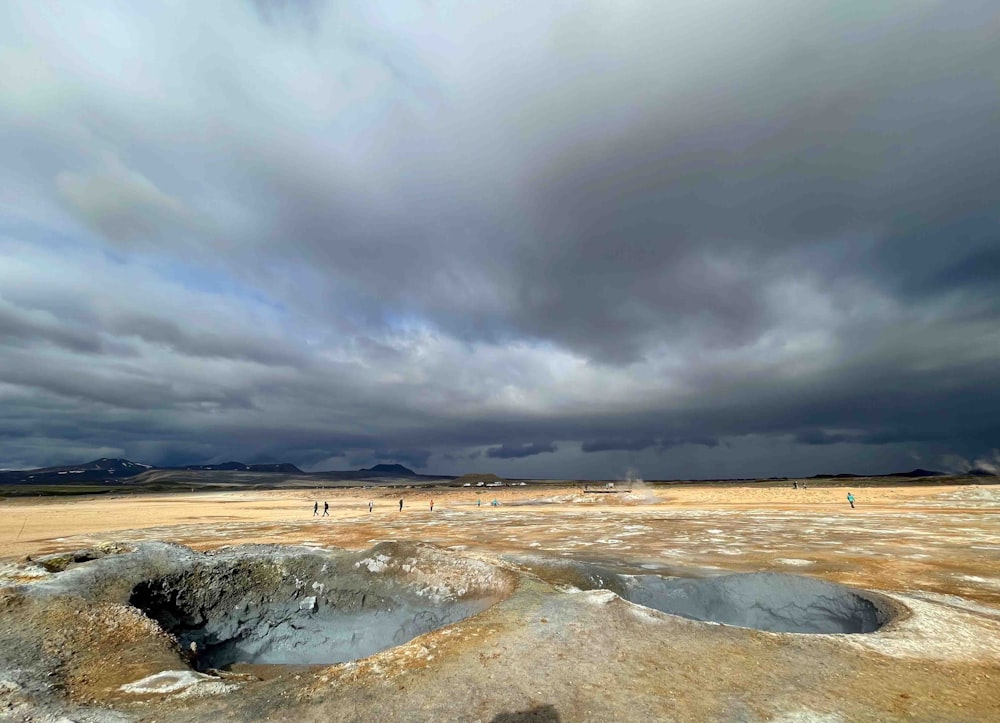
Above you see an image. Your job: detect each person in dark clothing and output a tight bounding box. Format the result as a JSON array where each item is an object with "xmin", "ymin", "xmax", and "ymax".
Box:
[
  {"xmin": 313, "ymin": 501, "xmax": 318, "ymax": 516},
  {"xmin": 322, "ymin": 501, "xmax": 329, "ymax": 516},
  {"xmin": 430, "ymin": 499, "xmax": 434, "ymax": 511},
  {"xmin": 368, "ymin": 500, "xmax": 373, "ymax": 513},
  {"xmin": 399, "ymin": 498, "xmax": 404, "ymax": 511}
]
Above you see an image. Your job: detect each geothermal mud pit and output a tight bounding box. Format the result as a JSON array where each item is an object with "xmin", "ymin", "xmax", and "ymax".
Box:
[
  {"xmin": 0, "ymin": 541, "xmax": 522, "ymax": 721},
  {"xmin": 129, "ymin": 554, "xmax": 501, "ymax": 669},
  {"xmin": 511, "ymin": 556, "xmax": 897, "ymax": 634},
  {"xmin": 0, "ymin": 541, "xmax": 915, "ymax": 722},
  {"xmin": 618, "ymin": 572, "xmax": 892, "ymax": 634},
  {"xmin": 127, "ymin": 554, "xmax": 892, "ymax": 674}
]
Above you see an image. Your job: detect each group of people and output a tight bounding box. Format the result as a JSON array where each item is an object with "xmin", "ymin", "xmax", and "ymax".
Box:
[
  {"xmin": 311, "ymin": 497, "xmax": 435, "ymax": 515},
  {"xmin": 312, "ymin": 496, "xmax": 504, "ymax": 515},
  {"xmin": 789, "ymin": 482, "xmax": 858, "ymax": 509}
]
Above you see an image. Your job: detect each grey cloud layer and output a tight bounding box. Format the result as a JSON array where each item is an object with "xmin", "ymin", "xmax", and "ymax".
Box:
[
  {"xmin": 487, "ymin": 442, "xmax": 558, "ymax": 460},
  {"xmin": 1, "ymin": 1, "xmax": 998, "ymax": 476}
]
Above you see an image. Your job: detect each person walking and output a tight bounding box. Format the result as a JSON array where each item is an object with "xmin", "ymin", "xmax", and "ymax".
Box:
[
  {"xmin": 430, "ymin": 499, "xmax": 434, "ymax": 512},
  {"xmin": 368, "ymin": 500, "xmax": 373, "ymax": 513},
  {"xmin": 322, "ymin": 501, "xmax": 330, "ymax": 516},
  {"xmin": 476, "ymin": 498, "xmax": 481, "ymax": 507},
  {"xmin": 399, "ymin": 498, "xmax": 404, "ymax": 512},
  {"xmin": 847, "ymin": 492, "xmax": 855, "ymax": 509},
  {"xmin": 313, "ymin": 501, "xmax": 318, "ymax": 516}
]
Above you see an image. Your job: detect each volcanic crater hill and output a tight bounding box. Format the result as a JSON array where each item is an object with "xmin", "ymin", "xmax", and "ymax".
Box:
[{"xmin": 359, "ymin": 463, "xmax": 417, "ymax": 476}]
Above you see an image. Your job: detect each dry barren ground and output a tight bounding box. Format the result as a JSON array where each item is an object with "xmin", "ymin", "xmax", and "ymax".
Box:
[{"xmin": 1, "ymin": 482, "xmax": 998, "ymax": 722}]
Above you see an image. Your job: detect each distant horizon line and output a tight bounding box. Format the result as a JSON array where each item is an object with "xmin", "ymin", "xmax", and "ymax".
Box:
[{"xmin": 1, "ymin": 456, "xmax": 993, "ymax": 482}]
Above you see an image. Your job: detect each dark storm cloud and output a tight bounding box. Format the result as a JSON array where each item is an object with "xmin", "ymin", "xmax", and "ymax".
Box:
[
  {"xmin": 580, "ymin": 437, "xmax": 721, "ymax": 454},
  {"xmin": 486, "ymin": 442, "xmax": 558, "ymax": 460},
  {"xmin": 926, "ymin": 246, "xmax": 1000, "ymax": 300},
  {"xmin": 0, "ymin": 1, "xmax": 998, "ymax": 477},
  {"xmin": 794, "ymin": 430, "xmax": 855, "ymax": 446},
  {"xmin": 172, "ymin": 0, "xmax": 1000, "ymax": 367},
  {"xmin": 498, "ymin": 7, "xmax": 1000, "ymax": 363},
  {"xmin": 378, "ymin": 448, "xmax": 433, "ymax": 469},
  {"xmin": 581, "ymin": 439, "xmax": 657, "ymax": 454}
]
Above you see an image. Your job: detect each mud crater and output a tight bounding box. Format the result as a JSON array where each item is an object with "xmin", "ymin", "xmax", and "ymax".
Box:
[
  {"xmin": 514, "ymin": 557, "xmax": 899, "ymax": 634},
  {"xmin": 126, "ymin": 547, "xmax": 506, "ymax": 670},
  {"xmin": 620, "ymin": 572, "xmax": 895, "ymax": 634}
]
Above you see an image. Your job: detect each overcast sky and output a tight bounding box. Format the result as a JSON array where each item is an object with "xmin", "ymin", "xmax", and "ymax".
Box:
[{"xmin": 2, "ymin": 1, "xmax": 999, "ymax": 479}]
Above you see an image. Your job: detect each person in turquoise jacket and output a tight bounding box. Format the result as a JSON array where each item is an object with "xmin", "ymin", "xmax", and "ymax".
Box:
[{"xmin": 847, "ymin": 492, "xmax": 855, "ymax": 509}]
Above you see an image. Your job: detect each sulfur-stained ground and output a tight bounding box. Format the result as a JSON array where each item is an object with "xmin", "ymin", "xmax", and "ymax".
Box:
[{"xmin": 1, "ymin": 481, "xmax": 998, "ymax": 722}]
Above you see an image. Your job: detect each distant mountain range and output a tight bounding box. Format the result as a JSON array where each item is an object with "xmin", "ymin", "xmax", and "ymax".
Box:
[
  {"xmin": 0, "ymin": 458, "xmax": 995, "ymax": 488},
  {"xmin": 0, "ymin": 457, "xmax": 153, "ymax": 485},
  {"xmin": 0, "ymin": 457, "xmax": 418, "ymax": 485}
]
